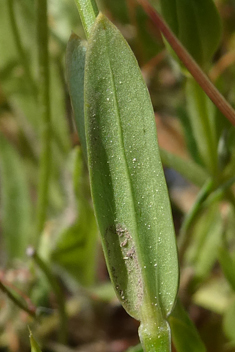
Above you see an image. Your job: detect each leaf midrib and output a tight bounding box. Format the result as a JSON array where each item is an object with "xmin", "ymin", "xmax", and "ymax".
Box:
[{"xmin": 103, "ymin": 24, "xmax": 162, "ymax": 318}]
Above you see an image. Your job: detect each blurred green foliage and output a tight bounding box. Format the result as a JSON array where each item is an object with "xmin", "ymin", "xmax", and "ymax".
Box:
[{"xmin": 0, "ymin": 0, "xmax": 235, "ymax": 351}]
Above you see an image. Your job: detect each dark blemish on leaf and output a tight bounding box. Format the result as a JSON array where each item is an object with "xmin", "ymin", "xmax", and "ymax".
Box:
[
  {"xmin": 104, "ymin": 224, "xmax": 144, "ymax": 315},
  {"xmin": 120, "ymin": 238, "xmax": 128, "ymax": 247},
  {"xmin": 116, "ymin": 224, "xmax": 126, "ymax": 236},
  {"xmin": 126, "ymin": 246, "xmax": 135, "ymax": 259}
]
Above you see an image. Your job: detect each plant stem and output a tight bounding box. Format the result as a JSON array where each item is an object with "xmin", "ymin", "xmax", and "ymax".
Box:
[
  {"xmin": 74, "ymin": 0, "xmax": 99, "ymax": 38},
  {"xmin": 138, "ymin": 0, "xmax": 235, "ymax": 127},
  {"xmin": 27, "ymin": 247, "xmax": 67, "ymax": 344},
  {"xmin": 139, "ymin": 320, "xmax": 171, "ymax": 352},
  {"xmin": 7, "ymin": 0, "xmax": 37, "ymax": 98},
  {"xmin": 0, "ymin": 280, "xmax": 36, "ymax": 318},
  {"xmin": 35, "ymin": 0, "xmax": 52, "ymax": 241}
]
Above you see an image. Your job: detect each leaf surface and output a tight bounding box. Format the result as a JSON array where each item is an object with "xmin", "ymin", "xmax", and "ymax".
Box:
[{"xmin": 84, "ymin": 13, "xmax": 178, "ymax": 340}]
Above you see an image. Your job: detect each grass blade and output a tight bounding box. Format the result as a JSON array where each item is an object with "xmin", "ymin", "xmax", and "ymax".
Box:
[
  {"xmin": 170, "ymin": 299, "xmax": 206, "ymax": 352},
  {"xmin": 66, "ymin": 34, "xmax": 87, "ymax": 160},
  {"xmin": 29, "ymin": 329, "xmax": 42, "ymax": 352},
  {"xmin": 160, "ymin": 148, "xmax": 208, "ymax": 187},
  {"xmin": 0, "ymin": 135, "xmax": 32, "ymax": 260}
]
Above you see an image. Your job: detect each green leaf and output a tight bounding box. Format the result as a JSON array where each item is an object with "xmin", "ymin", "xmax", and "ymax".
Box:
[
  {"xmin": 52, "ymin": 147, "xmax": 97, "ymax": 286},
  {"xmin": 185, "ymin": 204, "xmax": 223, "ymax": 284},
  {"xmin": 134, "ymin": 5, "xmax": 163, "ymax": 63},
  {"xmin": 66, "ymin": 33, "xmax": 87, "ymax": 160},
  {"xmin": 193, "ymin": 277, "xmax": 231, "ymax": 315},
  {"xmin": 29, "ymin": 330, "xmax": 42, "ymax": 352},
  {"xmin": 223, "ymin": 298, "xmax": 235, "ymax": 344},
  {"xmin": 0, "ymin": 134, "xmax": 32, "ymax": 261},
  {"xmin": 186, "ymin": 78, "xmax": 218, "ymax": 176},
  {"xmin": 160, "ymin": 148, "xmax": 208, "ymax": 187},
  {"xmin": 126, "ymin": 344, "xmax": 143, "ymax": 352},
  {"xmin": 176, "ymin": 106, "xmax": 203, "ymax": 166},
  {"xmin": 169, "ymin": 299, "xmax": 206, "ymax": 352},
  {"xmin": 84, "ymin": 13, "xmax": 178, "ymax": 348},
  {"xmin": 218, "ymin": 245, "xmax": 235, "ymax": 292},
  {"xmin": 157, "ymin": 0, "xmax": 222, "ymax": 66},
  {"xmin": 52, "ymin": 219, "xmax": 97, "ymax": 286},
  {"xmin": 102, "ymin": 0, "xmax": 129, "ymax": 24}
]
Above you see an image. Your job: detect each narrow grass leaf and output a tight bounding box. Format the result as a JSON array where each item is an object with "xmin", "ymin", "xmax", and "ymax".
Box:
[
  {"xmin": 223, "ymin": 298, "xmax": 235, "ymax": 344},
  {"xmin": 84, "ymin": 13, "xmax": 178, "ymax": 349},
  {"xmin": 176, "ymin": 106, "xmax": 203, "ymax": 166},
  {"xmin": 52, "ymin": 148, "xmax": 97, "ymax": 286},
  {"xmin": 29, "ymin": 330, "xmax": 42, "ymax": 352},
  {"xmin": 102, "ymin": 0, "xmax": 129, "ymax": 24},
  {"xmin": 186, "ymin": 79, "xmax": 218, "ymax": 176},
  {"xmin": 52, "ymin": 218, "xmax": 97, "ymax": 286},
  {"xmin": 218, "ymin": 245, "xmax": 235, "ymax": 292},
  {"xmin": 126, "ymin": 344, "xmax": 143, "ymax": 352},
  {"xmin": 0, "ymin": 134, "xmax": 32, "ymax": 261},
  {"xmin": 185, "ymin": 204, "xmax": 223, "ymax": 284},
  {"xmin": 157, "ymin": 0, "xmax": 222, "ymax": 67},
  {"xmin": 66, "ymin": 34, "xmax": 87, "ymax": 159},
  {"xmin": 169, "ymin": 299, "xmax": 206, "ymax": 352},
  {"xmin": 160, "ymin": 149, "xmax": 208, "ymax": 187}
]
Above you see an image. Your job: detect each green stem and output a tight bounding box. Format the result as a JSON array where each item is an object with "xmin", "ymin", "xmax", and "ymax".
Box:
[
  {"xmin": 27, "ymin": 247, "xmax": 67, "ymax": 344},
  {"xmin": 178, "ymin": 179, "xmax": 214, "ymax": 262},
  {"xmin": 74, "ymin": 0, "xmax": 99, "ymax": 38},
  {"xmin": 35, "ymin": 0, "xmax": 52, "ymax": 240},
  {"xmin": 7, "ymin": 0, "xmax": 37, "ymax": 97},
  {"xmin": 138, "ymin": 299, "xmax": 171, "ymax": 352},
  {"xmin": 0, "ymin": 281, "xmax": 36, "ymax": 318},
  {"xmin": 137, "ymin": 0, "xmax": 235, "ymax": 127},
  {"xmin": 139, "ymin": 320, "xmax": 171, "ymax": 352}
]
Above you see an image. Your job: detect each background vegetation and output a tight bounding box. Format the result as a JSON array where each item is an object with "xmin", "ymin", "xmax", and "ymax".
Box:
[{"xmin": 1, "ymin": 0, "xmax": 235, "ymax": 351}]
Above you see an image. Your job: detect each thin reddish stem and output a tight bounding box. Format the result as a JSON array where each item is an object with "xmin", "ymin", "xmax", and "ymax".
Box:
[{"xmin": 138, "ymin": 0, "xmax": 235, "ymax": 126}]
